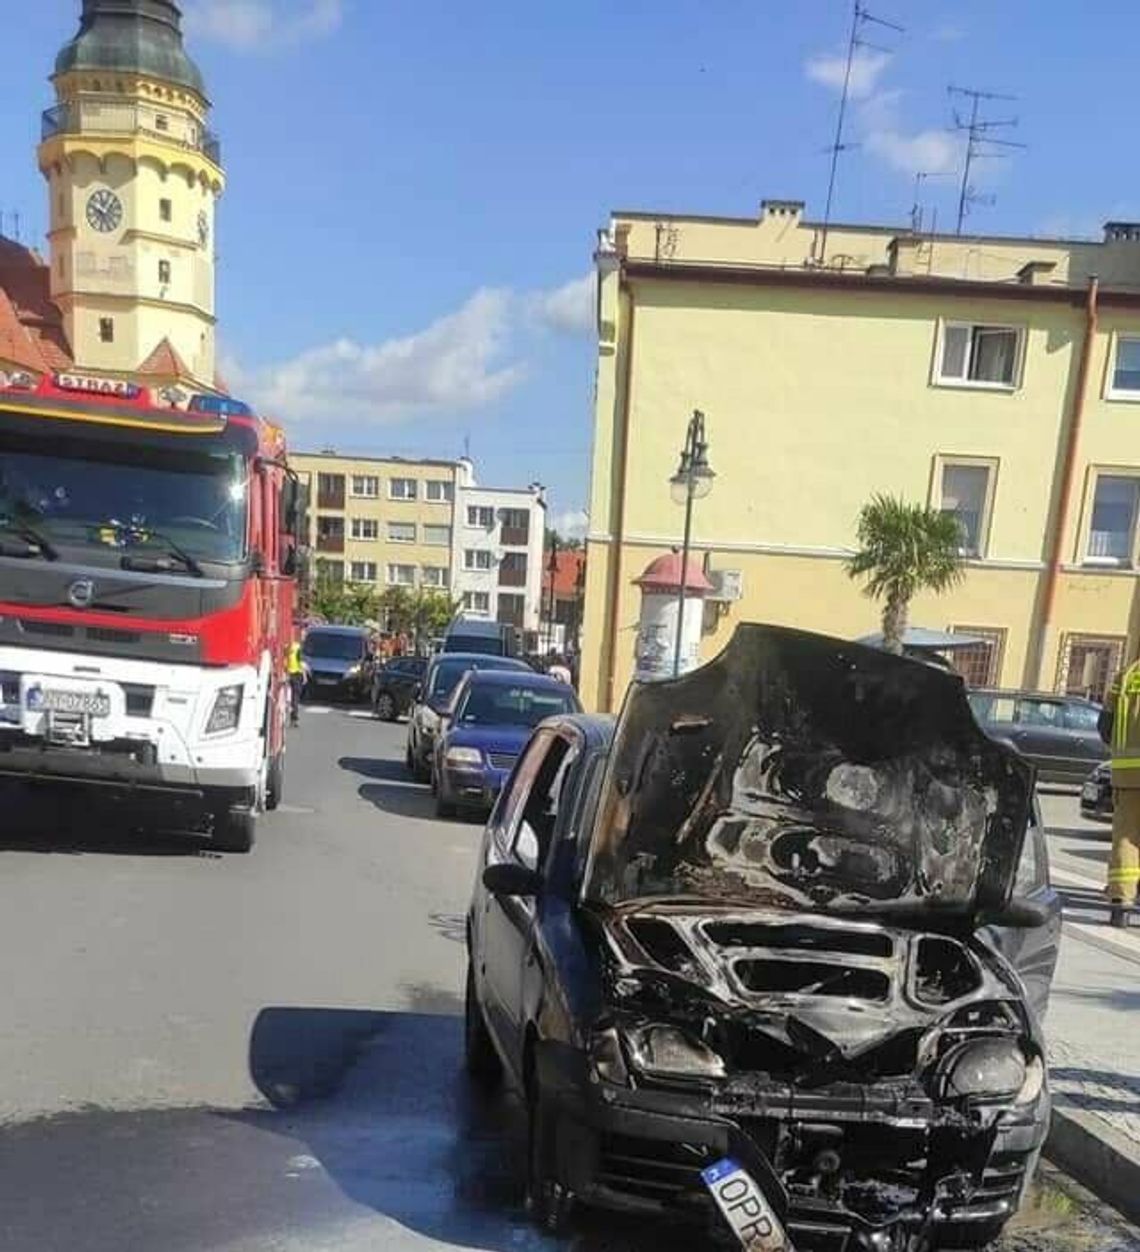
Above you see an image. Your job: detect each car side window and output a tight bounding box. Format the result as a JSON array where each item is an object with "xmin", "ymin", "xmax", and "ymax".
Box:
[
  {"xmin": 1015, "ymin": 819, "xmax": 1047, "ymax": 895},
  {"xmin": 1064, "ymin": 703, "xmax": 1100, "ymax": 732},
  {"xmin": 492, "ymin": 730, "xmax": 553, "ymax": 859},
  {"xmin": 499, "ymin": 733, "xmax": 576, "ymax": 872},
  {"xmin": 1018, "ymin": 698, "xmax": 1062, "ymax": 727}
]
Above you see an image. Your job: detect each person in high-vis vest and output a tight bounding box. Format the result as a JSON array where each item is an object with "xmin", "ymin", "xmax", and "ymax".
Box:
[
  {"xmin": 1099, "ymin": 659, "xmax": 1140, "ymax": 927},
  {"xmin": 286, "ymin": 638, "xmax": 306, "ymax": 727}
]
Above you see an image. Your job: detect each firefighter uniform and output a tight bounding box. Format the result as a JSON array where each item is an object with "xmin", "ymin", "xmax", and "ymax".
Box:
[
  {"xmin": 286, "ymin": 641, "xmax": 305, "ymax": 726},
  {"xmin": 1105, "ymin": 660, "xmax": 1140, "ymax": 922}
]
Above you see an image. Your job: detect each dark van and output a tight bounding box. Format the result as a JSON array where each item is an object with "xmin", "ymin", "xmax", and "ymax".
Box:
[{"xmin": 442, "ymin": 617, "xmax": 517, "ymax": 658}]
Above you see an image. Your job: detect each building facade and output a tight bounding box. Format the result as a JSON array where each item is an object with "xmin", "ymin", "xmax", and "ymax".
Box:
[
  {"xmin": 582, "ymin": 200, "xmax": 1140, "ymax": 712},
  {"xmin": 291, "ymin": 452, "xmax": 461, "ymax": 597}
]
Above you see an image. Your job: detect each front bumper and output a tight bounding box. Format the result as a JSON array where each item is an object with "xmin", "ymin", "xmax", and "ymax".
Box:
[
  {"xmin": 441, "ymin": 763, "xmax": 510, "ymax": 809},
  {"xmin": 1080, "ymin": 777, "xmax": 1113, "ymax": 821},
  {"xmin": 535, "ymin": 1041, "xmax": 1048, "ymax": 1247}
]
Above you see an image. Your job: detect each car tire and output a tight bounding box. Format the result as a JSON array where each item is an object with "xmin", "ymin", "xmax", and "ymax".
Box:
[
  {"xmin": 464, "ymin": 962, "xmax": 502, "ymax": 1090},
  {"xmin": 214, "ymin": 805, "xmax": 256, "ymax": 853},
  {"xmin": 375, "ymin": 692, "xmax": 397, "ymax": 721},
  {"xmin": 265, "ymin": 751, "xmax": 284, "ymax": 812},
  {"xmin": 526, "ymin": 1087, "xmax": 575, "ymax": 1236}
]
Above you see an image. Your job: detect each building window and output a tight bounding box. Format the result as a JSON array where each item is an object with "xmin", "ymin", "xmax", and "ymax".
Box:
[
  {"xmin": 350, "ymin": 517, "xmax": 379, "ymax": 541},
  {"xmin": 316, "ymin": 515, "xmax": 345, "ymax": 553},
  {"xmin": 315, "ymin": 559, "xmax": 344, "ymax": 586},
  {"xmin": 422, "ymin": 565, "xmax": 449, "ymax": 588},
  {"xmin": 159, "ymin": 198, "xmax": 172, "ymax": 222},
  {"xmin": 99, "ymin": 317, "xmax": 114, "ymax": 343},
  {"xmin": 937, "ymin": 460, "xmax": 995, "ymax": 557},
  {"xmin": 464, "ymin": 549, "xmax": 493, "ymax": 571},
  {"xmin": 1110, "ymin": 336, "xmax": 1140, "ymax": 398},
  {"xmin": 936, "ymin": 323, "xmax": 1022, "ymax": 388},
  {"xmin": 388, "ymin": 521, "xmax": 416, "ymax": 543},
  {"xmin": 466, "ymin": 505, "xmax": 494, "ymax": 528},
  {"xmin": 948, "ymin": 626, "xmax": 1006, "ymax": 688},
  {"xmin": 1059, "ymin": 634, "xmax": 1125, "ymax": 704},
  {"xmin": 423, "ymin": 524, "xmax": 451, "ymax": 546},
  {"xmin": 317, "ymin": 473, "xmax": 345, "ymax": 509},
  {"xmin": 387, "ymin": 563, "xmax": 415, "ymax": 586},
  {"xmin": 499, "ymin": 551, "xmax": 528, "ymax": 586},
  {"xmin": 158, "ymin": 259, "xmax": 171, "ymax": 284},
  {"xmin": 155, "ymin": 113, "xmax": 169, "ymax": 131},
  {"xmin": 350, "ymin": 474, "xmax": 379, "ymax": 498},
  {"xmin": 389, "ymin": 478, "xmax": 417, "ymax": 501},
  {"xmin": 463, "ymin": 591, "xmax": 491, "ymax": 613},
  {"xmin": 497, "ymin": 592, "xmax": 525, "ymax": 627},
  {"xmin": 426, "ymin": 480, "xmax": 454, "ymax": 502},
  {"xmin": 350, "ymin": 561, "xmax": 378, "ymax": 583},
  {"xmin": 1086, "ymin": 473, "xmax": 1140, "ymax": 566}
]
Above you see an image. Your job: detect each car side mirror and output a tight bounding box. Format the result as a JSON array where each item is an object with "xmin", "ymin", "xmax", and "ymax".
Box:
[
  {"xmin": 483, "ymin": 862, "xmax": 541, "ymax": 897},
  {"xmin": 412, "ymin": 684, "xmax": 422, "ymax": 699},
  {"xmin": 282, "ymin": 545, "xmax": 298, "ymax": 577}
]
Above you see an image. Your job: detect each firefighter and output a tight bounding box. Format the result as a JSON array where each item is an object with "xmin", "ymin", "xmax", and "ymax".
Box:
[
  {"xmin": 286, "ymin": 637, "xmax": 307, "ymax": 727},
  {"xmin": 1099, "ymin": 658, "xmax": 1140, "ymax": 927}
]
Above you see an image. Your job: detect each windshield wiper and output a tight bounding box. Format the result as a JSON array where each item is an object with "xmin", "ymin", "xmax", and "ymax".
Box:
[
  {"xmin": 0, "ymin": 516, "xmax": 58, "ymax": 560},
  {"xmin": 111, "ymin": 525, "xmax": 204, "ymax": 578}
]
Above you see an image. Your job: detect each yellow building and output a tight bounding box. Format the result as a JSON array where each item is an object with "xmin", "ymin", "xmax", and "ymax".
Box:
[
  {"xmin": 582, "ymin": 201, "xmax": 1140, "ymax": 712},
  {"xmin": 291, "ymin": 453, "xmax": 461, "ymax": 599}
]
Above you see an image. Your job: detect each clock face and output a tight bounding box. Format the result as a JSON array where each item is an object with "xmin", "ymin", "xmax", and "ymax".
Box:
[
  {"xmin": 86, "ymin": 188, "xmax": 122, "ymax": 233},
  {"xmin": 197, "ymin": 210, "xmax": 209, "ymax": 248}
]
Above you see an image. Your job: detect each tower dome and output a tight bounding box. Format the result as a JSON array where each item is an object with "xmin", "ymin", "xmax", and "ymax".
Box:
[{"xmin": 54, "ymin": 0, "xmax": 206, "ymax": 97}]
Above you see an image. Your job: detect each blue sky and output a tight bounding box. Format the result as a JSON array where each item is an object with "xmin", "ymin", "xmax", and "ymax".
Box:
[{"xmin": 4, "ymin": 1, "xmax": 1139, "ymax": 535}]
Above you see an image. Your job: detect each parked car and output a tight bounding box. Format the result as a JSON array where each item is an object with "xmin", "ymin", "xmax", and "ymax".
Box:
[
  {"xmin": 405, "ymin": 652, "xmax": 530, "ymax": 781},
  {"xmin": 1080, "ymin": 760, "xmax": 1113, "ymax": 821},
  {"xmin": 371, "ymin": 655, "xmax": 427, "ymax": 721},
  {"xmin": 434, "ymin": 670, "xmax": 581, "ymax": 818},
  {"xmin": 967, "ymin": 688, "xmax": 1107, "ymax": 784},
  {"xmin": 301, "ymin": 625, "xmax": 376, "ymax": 702},
  {"xmin": 443, "ymin": 616, "xmax": 518, "ymax": 658},
  {"xmin": 466, "ymin": 624, "xmax": 1059, "ymax": 1248}
]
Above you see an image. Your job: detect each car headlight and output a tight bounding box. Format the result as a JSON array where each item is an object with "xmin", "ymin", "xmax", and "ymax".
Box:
[
  {"xmin": 420, "ymin": 706, "xmax": 440, "ymax": 734},
  {"xmin": 1015, "ymin": 1054, "xmax": 1045, "ymax": 1106},
  {"xmin": 589, "ymin": 1027, "xmax": 630, "ymax": 1086},
  {"xmin": 205, "ymin": 684, "xmax": 243, "ymax": 735},
  {"xmin": 936, "ymin": 1038, "xmax": 1027, "ymax": 1100},
  {"xmin": 627, "ymin": 1025, "xmax": 726, "ymax": 1081},
  {"xmin": 344, "ymin": 664, "xmax": 361, "ymax": 679},
  {"xmin": 445, "ymin": 746, "xmax": 482, "ymax": 767}
]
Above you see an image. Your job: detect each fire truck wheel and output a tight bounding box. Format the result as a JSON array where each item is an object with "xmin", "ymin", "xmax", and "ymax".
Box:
[
  {"xmin": 266, "ymin": 752, "xmax": 285, "ymax": 811},
  {"xmin": 214, "ymin": 806, "xmax": 257, "ymax": 854}
]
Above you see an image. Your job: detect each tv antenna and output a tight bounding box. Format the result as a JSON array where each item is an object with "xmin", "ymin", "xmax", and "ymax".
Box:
[
  {"xmin": 909, "ymin": 171, "xmax": 954, "ymax": 234},
  {"xmin": 819, "ymin": 1, "xmax": 904, "ymax": 264},
  {"xmin": 948, "ymin": 85, "xmax": 1026, "ymax": 234}
]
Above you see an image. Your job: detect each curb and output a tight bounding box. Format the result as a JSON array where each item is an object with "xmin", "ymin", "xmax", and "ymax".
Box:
[{"xmin": 1046, "ymin": 1104, "xmax": 1140, "ymax": 1227}]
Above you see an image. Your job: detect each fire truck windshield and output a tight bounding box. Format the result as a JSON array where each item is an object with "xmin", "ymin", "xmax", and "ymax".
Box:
[{"xmin": 0, "ymin": 435, "xmax": 249, "ymax": 566}]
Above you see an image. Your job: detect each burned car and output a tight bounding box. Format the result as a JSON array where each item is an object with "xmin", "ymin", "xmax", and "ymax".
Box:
[{"xmin": 465, "ymin": 624, "xmax": 1060, "ymax": 1250}]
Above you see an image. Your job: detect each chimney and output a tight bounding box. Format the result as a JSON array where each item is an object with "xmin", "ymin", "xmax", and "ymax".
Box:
[{"xmin": 761, "ymin": 199, "xmax": 805, "ymax": 225}]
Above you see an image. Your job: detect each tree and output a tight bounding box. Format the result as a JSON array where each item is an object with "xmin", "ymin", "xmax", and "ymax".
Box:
[
  {"xmin": 847, "ymin": 494, "xmax": 965, "ymax": 654},
  {"xmin": 544, "ymin": 527, "xmax": 583, "ymax": 553},
  {"xmin": 309, "ymin": 578, "xmax": 380, "ymax": 627},
  {"xmin": 380, "ymin": 586, "xmax": 459, "ymax": 648}
]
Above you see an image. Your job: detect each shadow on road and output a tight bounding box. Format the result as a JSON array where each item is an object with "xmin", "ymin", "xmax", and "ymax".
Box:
[
  {"xmin": 1049, "ymin": 825, "xmax": 1112, "ymax": 843},
  {"xmin": 338, "ymin": 755, "xmax": 410, "ymax": 783}
]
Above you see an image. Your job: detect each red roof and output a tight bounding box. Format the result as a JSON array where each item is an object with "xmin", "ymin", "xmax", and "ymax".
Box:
[
  {"xmin": 138, "ymin": 336, "xmax": 190, "ymax": 379},
  {"xmin": 0, "ymin": 238, "xmax": 72, "ymax": 372},
  {"xmin": 634, "ymin": 552, "xmax": 713, "ymax": 593},
  {"xmin": 548, "ymin": 549, "xmax": 585, "ymax": 597}
]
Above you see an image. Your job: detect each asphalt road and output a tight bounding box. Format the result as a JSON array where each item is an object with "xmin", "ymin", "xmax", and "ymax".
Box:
[{"xmin": 0, "ymin": 707, "xmax": 1136, "ymax": 1251}]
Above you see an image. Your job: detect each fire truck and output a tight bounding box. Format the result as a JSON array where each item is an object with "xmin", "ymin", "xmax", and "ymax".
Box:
[{"xmin": 0, "ymin": 369, "xmax": 301, "ymax": 852}]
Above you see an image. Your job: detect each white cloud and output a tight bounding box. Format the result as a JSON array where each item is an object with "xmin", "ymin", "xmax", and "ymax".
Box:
[
  {"xmin": 865, "ymin": 124, "xmax": 960, "ymax": 176},
  {"xmin": 805, "ymin": 49, "xmax": 891, "ymax": 101},
  {"xmin": 531, "ymin": 274, "xmax": 594, "ymax": 337},
  {"xmin": 184, "ymin": 0, "xmax": 342, "ymax": 52},
  {"xmin": 246, "ymin": 288, "xmax": 524, "ymax": 424},
  {"xmin": 932, "ymin": 23, "xmax": 964, "ymax": 43},
  {"xmin": 550, "ymin": 508, "xmax": 589, "ymax": 541}
]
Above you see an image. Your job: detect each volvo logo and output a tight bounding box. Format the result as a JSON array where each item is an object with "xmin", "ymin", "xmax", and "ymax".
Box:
[{"xmin": 67, "ymin": 578, "xmax": 96, "ymax": 610}]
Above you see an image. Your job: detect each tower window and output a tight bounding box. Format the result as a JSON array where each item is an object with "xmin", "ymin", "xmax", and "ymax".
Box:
[
  {"xmin": 159, "ymin": 198, "xmax": 172, "ymax": 222},
  {"xmin": 99, "ymin": 318, "xmax": 114, "ymax": 343},
  {"xmin": 158, "ymin": 260, "xmax": 171, "ymax": 285},
  {"xmin": 155, "ymin": 114, "xmax": 169, "ymax": 132}
]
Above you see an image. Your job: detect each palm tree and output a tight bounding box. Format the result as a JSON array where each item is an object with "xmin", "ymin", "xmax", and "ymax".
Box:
[{"xmin": 847, "ymin": 494, "xmax": 965, "ymax": 654}]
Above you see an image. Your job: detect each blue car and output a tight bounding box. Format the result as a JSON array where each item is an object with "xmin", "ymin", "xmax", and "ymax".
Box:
[{"xmin": 433, "ymin": 670, "xmax": 581, "ymax": 818}]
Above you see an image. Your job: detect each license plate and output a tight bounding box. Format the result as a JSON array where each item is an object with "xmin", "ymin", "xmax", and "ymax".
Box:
[
  {"xmin": 1082, "ymin": 783, "xmax": 1099, "ymax": 802},
  {"xmin": 28, "ymin": 687, "xmax": 111, "ymax": 718},
  {"xmin": 701, "ymin": 1158, "xmax": 791, "ymax": 1250}
]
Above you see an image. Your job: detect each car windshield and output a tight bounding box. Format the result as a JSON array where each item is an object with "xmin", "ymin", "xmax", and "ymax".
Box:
[
  {"xmin": 304, "ymin": 633, "xmax": 367, "ymax": 661},
  {"xmin": 0, "ymin": 434, "xmax": 249, "ymax": 563},
  {"xmin": 429, "ymin": 657, "xmax": 519, "ymax": 700},
  {"xmin": 456, "ymin": 683, "xmax": 576, "ymax": 728},
  {"xmin": 446, "ymin": 635, "xmax": 503, "ymax": 656}
]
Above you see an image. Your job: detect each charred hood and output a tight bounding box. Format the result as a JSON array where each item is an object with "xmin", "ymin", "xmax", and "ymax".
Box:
[{"xmin": 584, "ymin": 623, "xmax": 1033, "ymax": 929}]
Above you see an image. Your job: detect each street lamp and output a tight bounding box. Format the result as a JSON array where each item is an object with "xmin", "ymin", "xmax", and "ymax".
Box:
[
  {"xmin": 545, "ymin": 534, "xmax": 559, "ymax": 654},
  {"xmin": 669, "ymin": 409, "xmax": 715, "ymax": 677}
]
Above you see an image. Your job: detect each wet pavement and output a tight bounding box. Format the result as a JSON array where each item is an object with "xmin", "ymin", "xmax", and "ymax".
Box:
[{"xmin": 0, "ymin": 711, "xmax": 1136, "ymax": 1250}]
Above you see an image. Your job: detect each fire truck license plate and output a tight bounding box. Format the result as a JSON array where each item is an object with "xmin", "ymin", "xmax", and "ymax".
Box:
[
  {"xmin": 35, "ymin": 689, "xmax": 111, "ymax": 718},
  {"xmin": 701, "ymin": 1158, "xmax": 791, "ymax": 1250}
]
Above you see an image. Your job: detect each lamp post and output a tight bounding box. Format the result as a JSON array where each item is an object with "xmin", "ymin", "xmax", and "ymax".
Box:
[
  {"xmin": 545, "ymin": 532, "xmax": 559, "ymax": 654},
  {"xmin": 669, "ymin": 410, "xmax": 715, "ymax": 677}
]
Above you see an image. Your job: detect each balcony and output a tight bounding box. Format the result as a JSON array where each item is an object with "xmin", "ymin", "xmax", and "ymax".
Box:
[
  {"xmin": 497, "ymin": 596, "xmax": 525, "ymax": 628},
  {"xmin": 42, "ymin": 103, "xmax": 222, "ymax": 166},
  {"xmin": 500, "ymin": 525, "xmax": 529, "ymax": 548},
  {"xmin": 499, "ymin": 563, "xmax": 527, "ymax": 588},
  {"xmin": 316, "ymin": 522, "xmax": 345, "ymax": 554},
  {"xmin": 317, "ymin": 478, "xmax": 346, "ymax": 510}
]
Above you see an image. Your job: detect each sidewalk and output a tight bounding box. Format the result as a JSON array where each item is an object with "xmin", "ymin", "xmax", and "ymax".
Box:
[{"xmin": 1038, "ymin": 804, "xmax": 1140, "ymax": 1223}]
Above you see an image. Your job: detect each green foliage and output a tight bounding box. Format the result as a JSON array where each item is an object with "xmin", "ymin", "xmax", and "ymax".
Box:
[
  {"xmin": 309, "ymin": 578, "xmax": 380, "ymax": 627},
  {"xmin": 847, "ymin": 494, "xmax": 965, "ymax": 652},
  {"xmin": 380, "ymin": 586, "xmax": 459, "ymax": 644}
]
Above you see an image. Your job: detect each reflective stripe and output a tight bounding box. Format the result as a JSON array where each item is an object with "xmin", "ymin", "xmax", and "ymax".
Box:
[
  {"xmin": 1114, "ymin": 758, "xmax": 1140, "ymax": 768},
  {"xmin": 1108, "ymin": 869, "xmax": 1140, "ymax": 883}
]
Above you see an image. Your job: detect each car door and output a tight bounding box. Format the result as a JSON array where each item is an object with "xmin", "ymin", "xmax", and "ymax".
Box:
[
  {"xmin": 1062, "ymin": 699, "xmax": 1109, "ymax": 770},
  {"xmin": 1011, "ymin": 696, "xmax": 1073, "ymax": 780}
]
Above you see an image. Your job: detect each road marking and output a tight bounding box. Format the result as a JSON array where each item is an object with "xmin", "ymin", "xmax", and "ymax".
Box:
[
  {"xmin": 304, "ymin": 706, "xmax": 332, "ymax": 715},
  {"xmin": 276, "ymin": 804, "xmax": 315, "ymax": 815},
  {"xmin": 348, "ymin": 710, "xmax": 375, "ymax": 720},
  {"xmin": 1054, "ymin": 867, "xmax": 1107, "ymax": 892}
]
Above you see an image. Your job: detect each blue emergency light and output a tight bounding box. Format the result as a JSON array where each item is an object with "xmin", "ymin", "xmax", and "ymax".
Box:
[{"xmin": 188, "ymin": 394, "xmax": 253, "ymax": 417}]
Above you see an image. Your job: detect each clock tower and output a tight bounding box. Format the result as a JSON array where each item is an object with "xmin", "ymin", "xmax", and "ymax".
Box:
[{"xmin": 38, "ymin": 0, "xmax": 225, "ymax": 387}]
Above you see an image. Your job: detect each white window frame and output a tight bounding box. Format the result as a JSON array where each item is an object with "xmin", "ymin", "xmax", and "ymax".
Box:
[
  {"xmin": 421, "ymin": 565, "xmax": 449, "ymax": 588},
  {"xmin": 350, "ymin": 474, "xmax": 380, "ymax": 499},
  {"xmin": 386, "ymin": 563, "xmax": 416, "ymax": 586},
  {"xmin": 422, "ymin": 524, "xmax": 451, "ymax": 547},
  {"xmin": 464, "ymin": 549, "xmax": 493, "ymax": 571},
  {"xmin": 931, "ymin": 455, "xmax": 999, "ymax": 559},
  {"xmin": 350, "ymin": 517, "xmax": 379, "ymax": 541},
  {"xmin": 463, "ymin": 591, "xmax": 491, "ymax": 613},
  {"xmin": 932, "ymin": 320, "xmax": 1024, "ymax": 392},
  {"xmin": 1081, "ymin": 467, "xmax": 1140, "ymax": 568},
  {"xmin": 466, "ymin": 505, "xmax": 495, "ymax": 528},
  {"xmin": 349, "ymin": 561, "xmax": 378, "ymax": 583},
  {"xmin": 1106, "ymin": 332, "xmax": 1140, "ymax": 402},
  {"xmin": 426, "ymin": 480, "xmax": 454, "ymax": 503},
  {"xmin": 389, "ymin": 478, "xmax": 418, "ymax": 501},
  {"xmin": 387, "ymin": 521, "xmax": 417, "ymax": 544}
]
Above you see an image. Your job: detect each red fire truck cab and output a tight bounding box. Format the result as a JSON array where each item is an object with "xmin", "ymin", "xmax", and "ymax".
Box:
[{"xmin": 0, "ymin": 369, "xmax": 301, "ymax": 852}]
